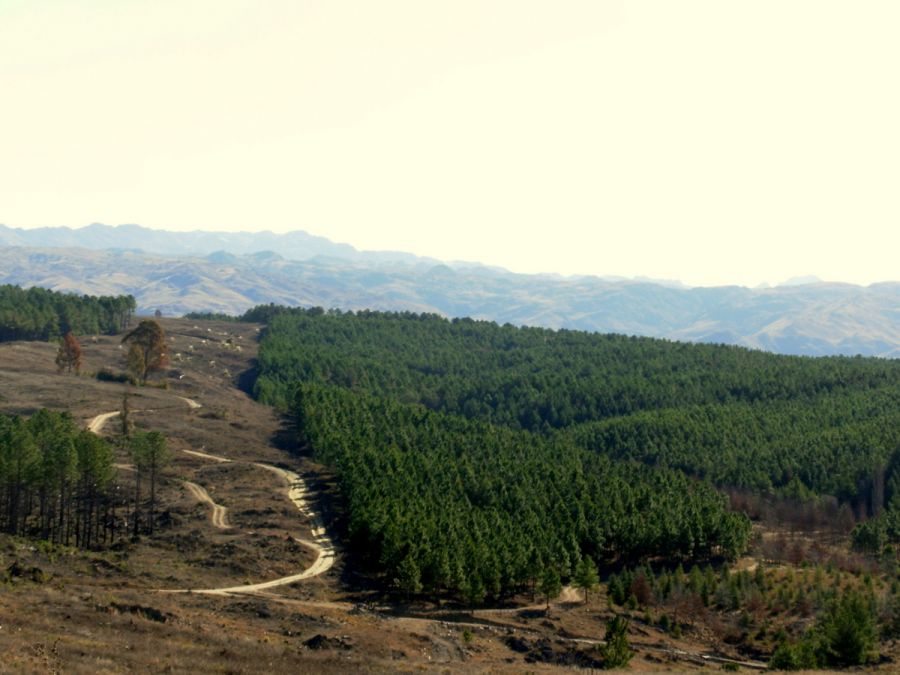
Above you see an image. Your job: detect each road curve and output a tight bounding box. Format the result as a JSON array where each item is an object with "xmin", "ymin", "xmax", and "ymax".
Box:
[
  {"xmin": 164, "ymin": 453, "xmax": 335, "ymax": 595},
  {"xmin": 177, "ymin": 396, "xmax": 202, "ymax": 409},
  {"xmin": 183, "ymin": 480, "xmax": 231, "ymax": 529},
  {"xmin": 85, "ymin": 399, "xmax": 336, "ymax": 595},
  {"xmin": 87, "ymin": 411, "xmax": 120, "ymax": 434}
]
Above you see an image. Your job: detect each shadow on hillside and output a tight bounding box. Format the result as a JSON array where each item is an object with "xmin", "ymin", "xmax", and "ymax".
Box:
[
  {"xmin": 237, "ymin": 359, "xmax": 259, "ymax": 396},
  {"xmin": 264, "ymin": 412, "xmax": 391, "ymax": 603},
  {"xmin": 270, "ymin": 414, "xmax": 298, "ymax": 454}
]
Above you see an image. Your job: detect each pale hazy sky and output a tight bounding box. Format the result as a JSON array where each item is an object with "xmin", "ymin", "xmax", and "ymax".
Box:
[{"xmin": 1, "ymin": 1, "xmax": 898, "ymax": 287}]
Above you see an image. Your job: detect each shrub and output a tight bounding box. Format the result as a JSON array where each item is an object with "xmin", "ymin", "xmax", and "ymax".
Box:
[
  {"xmin": 852, "ymin": 519, "xmax": 887, "ymax": 555},
  {"xmin": 600, "ymin": 615, "xmax": 633, "ymax": 669},
  {"xmin": 769, "ymin": 640, "xmax": 818, "ymax": 671},
  {"xmin": 96, "ymin": 367, "xmax": 131, "ymax": 384},
  {"xmin": 814, "ymin": 590, "xmax": 877, "ymax": 667}
]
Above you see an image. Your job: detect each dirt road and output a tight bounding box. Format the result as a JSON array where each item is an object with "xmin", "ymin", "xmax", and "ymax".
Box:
[
  {"xmin": 87, "ymin": 410, "xmax": 120, "ymax": 434},
  {"xmin": 170, "ymin": 452, "xmax": 336, "ymax": 595},
  {"xmin": 182, "ymin": 448, "xmax": 232, "ymax": 463},
  {"xmin": 177, "ymin": 396, "xmax": 202, "ymax": 409},
  {"xmin": 183, "ymin": 480, "xmax": 231, "ymax": 529},
  {"xmin": 87, "ymin": 398, "xmax": 335, "ymax": 594}
]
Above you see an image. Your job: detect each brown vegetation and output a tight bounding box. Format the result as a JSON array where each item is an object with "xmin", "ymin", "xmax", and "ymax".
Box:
[{"xmin": 55, "ymin": 332, "xmax": 83, "ymax": 375}]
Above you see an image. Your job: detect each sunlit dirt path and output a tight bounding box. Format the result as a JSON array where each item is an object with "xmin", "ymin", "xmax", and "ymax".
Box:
[{"xmin": 183, "ymin": 480, "xmax": 231, "ymax": 529}]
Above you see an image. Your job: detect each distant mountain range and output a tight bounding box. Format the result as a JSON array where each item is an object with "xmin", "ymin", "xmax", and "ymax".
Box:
[
  {"xmin": 0, "ymin": 222, "xmax": 432, "ymax": 266},
  {"xmin": 1, "ymin": 223, "xmax": 897, "ymax": 357}
]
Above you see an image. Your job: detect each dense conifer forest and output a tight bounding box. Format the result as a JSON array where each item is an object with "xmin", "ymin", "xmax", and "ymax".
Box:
[
  {"xmin": 0, "ymin": 284, "xmax": 136, "ymax": 341},
  {"xmin": 291, "ymin": 382, "xmax": 749, "ymax": 599},
  {"xmin": 245, "ymin": 307, "xmax": 899, "ymax": 602}
]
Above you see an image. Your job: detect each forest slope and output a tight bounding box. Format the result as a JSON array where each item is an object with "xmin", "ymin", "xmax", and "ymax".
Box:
[{"xmin": 251, "ymin": 309, "xmax": 900, "ymax": 603}]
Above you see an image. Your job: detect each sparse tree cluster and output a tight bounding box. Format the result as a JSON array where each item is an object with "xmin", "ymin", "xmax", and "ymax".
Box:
[
  {"xmin": 606, "ymin": 560, "xmax": 885, "ymax": 668},
  {"xmin": 0, "ymin": 410, "xmax": 114, "ymax": 547},
  {"xmin": 0, "ymin": 408, "xmax": 171, "ymax": 548},
  {"xmin": 770, "ymin": 588, "xmax": 878, "ymax": 669}
]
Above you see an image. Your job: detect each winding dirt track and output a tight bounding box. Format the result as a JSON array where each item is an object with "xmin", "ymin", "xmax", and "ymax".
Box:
[
  {"xmin": 85, "ymin": 402, "xmax": 336, "ymax": 595},
  {"xmin": 172, "ymin": 451, "xmax": 336, "ymax": 595},
  {"xmin": 183, "ymin": 480, "xmax": 231, "ymax": 529},
  {"xmin": 182, "ymin": 448, "xmax": 231, "ymax": 463}
]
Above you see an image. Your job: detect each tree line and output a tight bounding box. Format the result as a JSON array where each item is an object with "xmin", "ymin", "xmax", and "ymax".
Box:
[{"xmin": 0, "ymin": 284, "xmax": 136, "ymax": 342}]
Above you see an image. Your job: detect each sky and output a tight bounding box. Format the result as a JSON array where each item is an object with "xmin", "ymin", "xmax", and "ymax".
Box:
[{"xmin": 1, "ymin": 1, "xmax": 898, "ymax": 287}]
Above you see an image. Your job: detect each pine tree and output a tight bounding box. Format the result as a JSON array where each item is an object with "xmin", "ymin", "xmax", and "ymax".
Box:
[
  {"xmin": 121, "ymin": 320, "xmax": 168, "ymax": 381},
  {"xmin": 464, "ymin": 575, "xmax": 486, "ymax": 608},
  {"xmin": 574, "ymin": 555, "xmax": 600, "ymax": 603},
  {"xmin": 539, "ymin": 567, "xmax": 562, "ymax": 612},
  {"xmin": 396, "ymin": 554, "xmax": 423, "ymax": 602},
  {"xmin": 816, "ymin": 590, "xmax": 877, "ymax": 667},
  {"xmin": 130, "ymin": 431, "xmax": 170, "ymax": 535},
  {"xmin": 600, "ymin": 615, "xmax": 633, "ymax": 669},
  {"xmin": 126, "ymin": 344, "xmax": 145, "ymax": 383},
  {"xmin": 120, "ymin": 392, "xmax": 134, "ymax": 438}
]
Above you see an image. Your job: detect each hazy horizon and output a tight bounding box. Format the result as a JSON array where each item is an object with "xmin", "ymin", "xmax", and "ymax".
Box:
[
  {"xmin": 4, "ymin": 221, "xmax": 897, "ymax": 290},
  {"xmin": 2, "ymin": 1, "xmax": 898, "ymax": 287}
]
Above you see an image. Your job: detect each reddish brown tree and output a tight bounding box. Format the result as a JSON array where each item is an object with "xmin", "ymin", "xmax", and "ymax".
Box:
[
  {"xmin": 629, "ymin": 570, "xmax": 654, "ymax": 607},
  {"xmin": 55, "ymin": 332, "xmax": 83, "ymax": 374}
]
